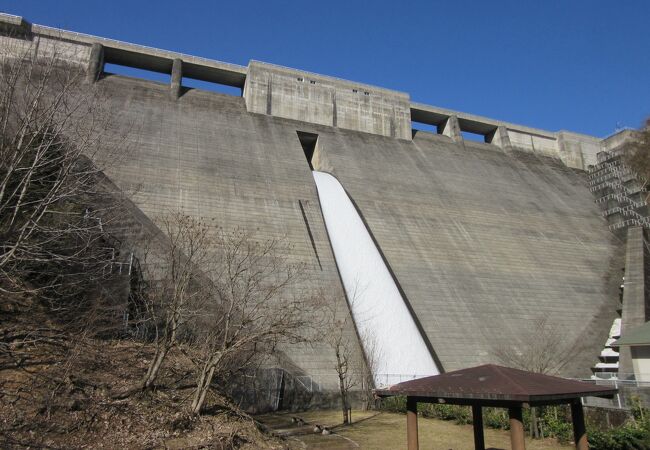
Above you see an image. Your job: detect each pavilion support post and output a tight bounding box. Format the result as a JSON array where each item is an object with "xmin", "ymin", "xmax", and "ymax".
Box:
[
  {"xmin": 472, "ymin": 405, "xmax": 485, "ymax": 450},
  {"xmin": 508, "ymin": 407, "xmax": 526, "ymax": 450},
  {"xmin": 571, "ymin": 401, "xmax": 588, "ymax": 450},
  {"xmin": 406, "ymin": 396, "xmax": 419, "ymax": 450}
]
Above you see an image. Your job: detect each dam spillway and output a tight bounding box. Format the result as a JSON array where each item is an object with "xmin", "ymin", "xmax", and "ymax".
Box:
[{"xmin": 313, "ymin": 171, "xmax": 439, "ymax": 385}]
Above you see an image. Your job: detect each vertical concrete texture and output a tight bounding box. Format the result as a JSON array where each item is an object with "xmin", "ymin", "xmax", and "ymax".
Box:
[
  {"xmin": 619, "ymin": 227, "xmax": 649, "ymax": 377},
  {"xmin": 93, "ymin": 75, "xmax": 360, "ymax": 389}
]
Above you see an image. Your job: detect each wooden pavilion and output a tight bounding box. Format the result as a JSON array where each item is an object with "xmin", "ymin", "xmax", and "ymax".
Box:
[{"xmin": 375, "ymin": 364, "xmax": 618, "ymax": 450}]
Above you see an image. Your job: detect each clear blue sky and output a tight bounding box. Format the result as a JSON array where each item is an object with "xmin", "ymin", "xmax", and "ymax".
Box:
[{"xmin": 4, "ymin": 0, "xmax": 649, "ymax": 137}]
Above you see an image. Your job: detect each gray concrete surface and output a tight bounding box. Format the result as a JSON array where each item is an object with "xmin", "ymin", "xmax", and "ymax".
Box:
[
  {"xmin": 313, "ymin": 128, "xmax": 622, "ymax": 376},
  {"xmin": 619, "ymin": 228, "xmax": 650, "ymax": 377},
  {"xmin": 87, "ymin": 69, "xmax": 622, "ymax": 378},
  {"xmin": 0, "ymin": 13, "xmax": 635, "ymax": 385}
]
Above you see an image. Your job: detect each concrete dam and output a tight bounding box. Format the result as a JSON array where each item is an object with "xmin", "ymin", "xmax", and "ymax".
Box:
[{"xmin": 3, "ymin": 13, "xmax": 647, "ymax": 400}]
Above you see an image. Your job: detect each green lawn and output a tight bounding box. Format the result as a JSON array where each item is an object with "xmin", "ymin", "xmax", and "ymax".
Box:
[{"xmin": 258, "ymin": 410, "xmax": 572, "ymax": 449}]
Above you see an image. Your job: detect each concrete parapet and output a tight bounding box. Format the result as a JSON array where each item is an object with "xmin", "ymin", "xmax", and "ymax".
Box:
[
  {"xmin": 243, "ymin": 61, "xmax": 412, "ymax": 140},
  {"xmin": 557, "ymin": 131, "xmax": 603, "ymax": 169},
  {"xmin": 603, "ymin": 129, "xmax": 639, "ymax": 152},
  {"xmin": 506, "ymin": 129, "xmax": 557, "ymax": 157},
  {"xmin": 0, "ymin": 13, "xmax": 246, "ymax": 87},
  {"xmin": 0, "ymin": 12, "xmax": 31, "ymax": 36}
]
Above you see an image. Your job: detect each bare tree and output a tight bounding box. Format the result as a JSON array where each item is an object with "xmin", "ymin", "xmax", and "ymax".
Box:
[
  {"xmin": 187, "ymin": 229, "xmax": 310, "ymax": 415},
  {"xmin": 0, "ymin": 33, "xmax": 129, "ymax": 305},
  {"xmin": 0, "ymin": 34, "xmax": 138, "ymax": 445},
  {"xmin": 493, "ymin": 317, "xmax": 576, "ymax": 376},
  {"xmin": 624, "ymin": 117, "xmax": 650, "ymax": 193},
  {"xmin": 322, "ymin": 294, "xmax": 361, "ymax": 425},
  {"xmin": 493, "ymin": 317, "xmax": 579, "ymax": 439},
  {"xmin": 357, "ymin": 327, "xmax": 381, "ymax": 411},
  {"xmin": 138, "ymin": 212, "xmax": 212, "ymax": 391}
]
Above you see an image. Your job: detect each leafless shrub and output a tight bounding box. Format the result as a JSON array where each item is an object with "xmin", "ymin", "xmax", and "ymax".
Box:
[
  {"xmin": 320, "ymin": 285, "xmax": 366, "ymax": 425},
  {"xmin": 493, "ymin": 317, "xmax": 576, "ymax": 375},
  {"xmin": 188, "ymin": 228, "xmax": 312, "ymax": 415},
  {"xmin": 0, "ymin": 34, "xmax": 138, "ymax": 440},
  {"xmin": 137, "ymin": 212, "xmax": 213, "ymax": 391},
  {"xmin": 624, "ymin": 117, "xmax": 650, "ymax": 193},
  {"xmin": 0, "ymin": 32, "xmax": 131, "ymax": 318},
  {"xmin": 493, "ymin": 317, "xmax": 581, "ymax": 439},
  {"xmin": 358, "ymin": 327, "xmax": 381, "ymax": 411}
]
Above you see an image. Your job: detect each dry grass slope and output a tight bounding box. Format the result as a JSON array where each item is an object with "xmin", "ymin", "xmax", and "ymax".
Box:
[{"xmin": 0, "ymin": 292, "xmax": 285, "ymax": 449}]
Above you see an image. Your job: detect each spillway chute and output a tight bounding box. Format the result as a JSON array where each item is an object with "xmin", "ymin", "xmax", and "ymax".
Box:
[{"xmin": 312, "ymin": 171, "xmax": 439, "ymax": 386}]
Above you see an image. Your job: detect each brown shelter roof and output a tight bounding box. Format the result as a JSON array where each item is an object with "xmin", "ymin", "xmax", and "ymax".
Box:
[{"xmin": 375, "ymin": 364, "xmax": 617, "ymax": 403}]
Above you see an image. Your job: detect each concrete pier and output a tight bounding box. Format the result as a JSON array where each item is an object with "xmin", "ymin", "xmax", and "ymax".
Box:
[
  {"xmin": 439, "ymin": 115, "xmax": 462, "ymax": 142},
  {"xmin": 170, "ymin": 58, "xmax": 182, "ymax": 99},
  {"xmin": 86, "ymin": 43, "xmax": 104, "ymax": 83},
  {"xmin": 487, "ymin": 125, "xmax": 512, "ymax": 150}
]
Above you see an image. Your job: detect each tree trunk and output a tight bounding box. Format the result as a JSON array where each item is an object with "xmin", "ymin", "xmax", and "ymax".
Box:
[
  {"xmin": 191, "ymin": 363, "xmax": 216, "ymax": 415},
  {"xmin": 142, "ymin": 317, "xmax": 178, "ymax": 390},
  {"xmin": 531, "ymin": 407, "xmax": 539, "ymax": 439},
  {"xmin": 142, "ymin": 344, "xmax": 169, "ymax": 389},
  {"xmin": 338, "ymin": 374, "xmax": 349, "ymax": 424}
]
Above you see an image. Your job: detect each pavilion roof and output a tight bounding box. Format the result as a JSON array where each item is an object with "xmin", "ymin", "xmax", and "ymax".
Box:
[{"xmin": 375, "ymin": 364, "xmax": 617, "ymax": 403}]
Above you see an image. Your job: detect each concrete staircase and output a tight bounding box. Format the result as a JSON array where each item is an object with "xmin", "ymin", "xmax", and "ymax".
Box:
[
  {"xmin": 588, "ymin": 149, "xmax": 648, "ymax": 379},
  {"xmin": 592, "ymin": 318, "xmax": 621, "ymax": 379},
  {"xmin": 589, "ymin": 149, "xmax": 649, "ymax": 233}
]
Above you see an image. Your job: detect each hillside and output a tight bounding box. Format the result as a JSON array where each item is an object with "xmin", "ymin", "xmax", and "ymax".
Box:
[{"xmin": 0, "ymin": 292, "xmax": 285, "ymax": 449}]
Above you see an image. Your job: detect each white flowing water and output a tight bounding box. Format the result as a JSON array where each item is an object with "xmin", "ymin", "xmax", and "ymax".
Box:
[{"xmin": 312, "ymin": 171, "xmax": 439, "ymax": 386}]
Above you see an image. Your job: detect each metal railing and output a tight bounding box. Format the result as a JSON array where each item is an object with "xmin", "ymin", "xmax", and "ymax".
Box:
[{"xmin": 374, "ymin": 373, "xmax": 428, "ymax": 388}]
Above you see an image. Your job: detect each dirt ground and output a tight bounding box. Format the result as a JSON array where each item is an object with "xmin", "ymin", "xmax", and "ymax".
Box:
[
  {"xmin": 0, "ymin": 295, "xmax": 285, "ymax": 449},
  {"xmin": 257, "ymin": 409, "xmax": 572, "ymax": 450}
]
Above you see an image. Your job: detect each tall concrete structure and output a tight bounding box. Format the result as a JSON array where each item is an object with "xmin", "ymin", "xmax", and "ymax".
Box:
[{"xmin": 1, "ymin": 13, "xmax": 646, "ymax": 400}]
